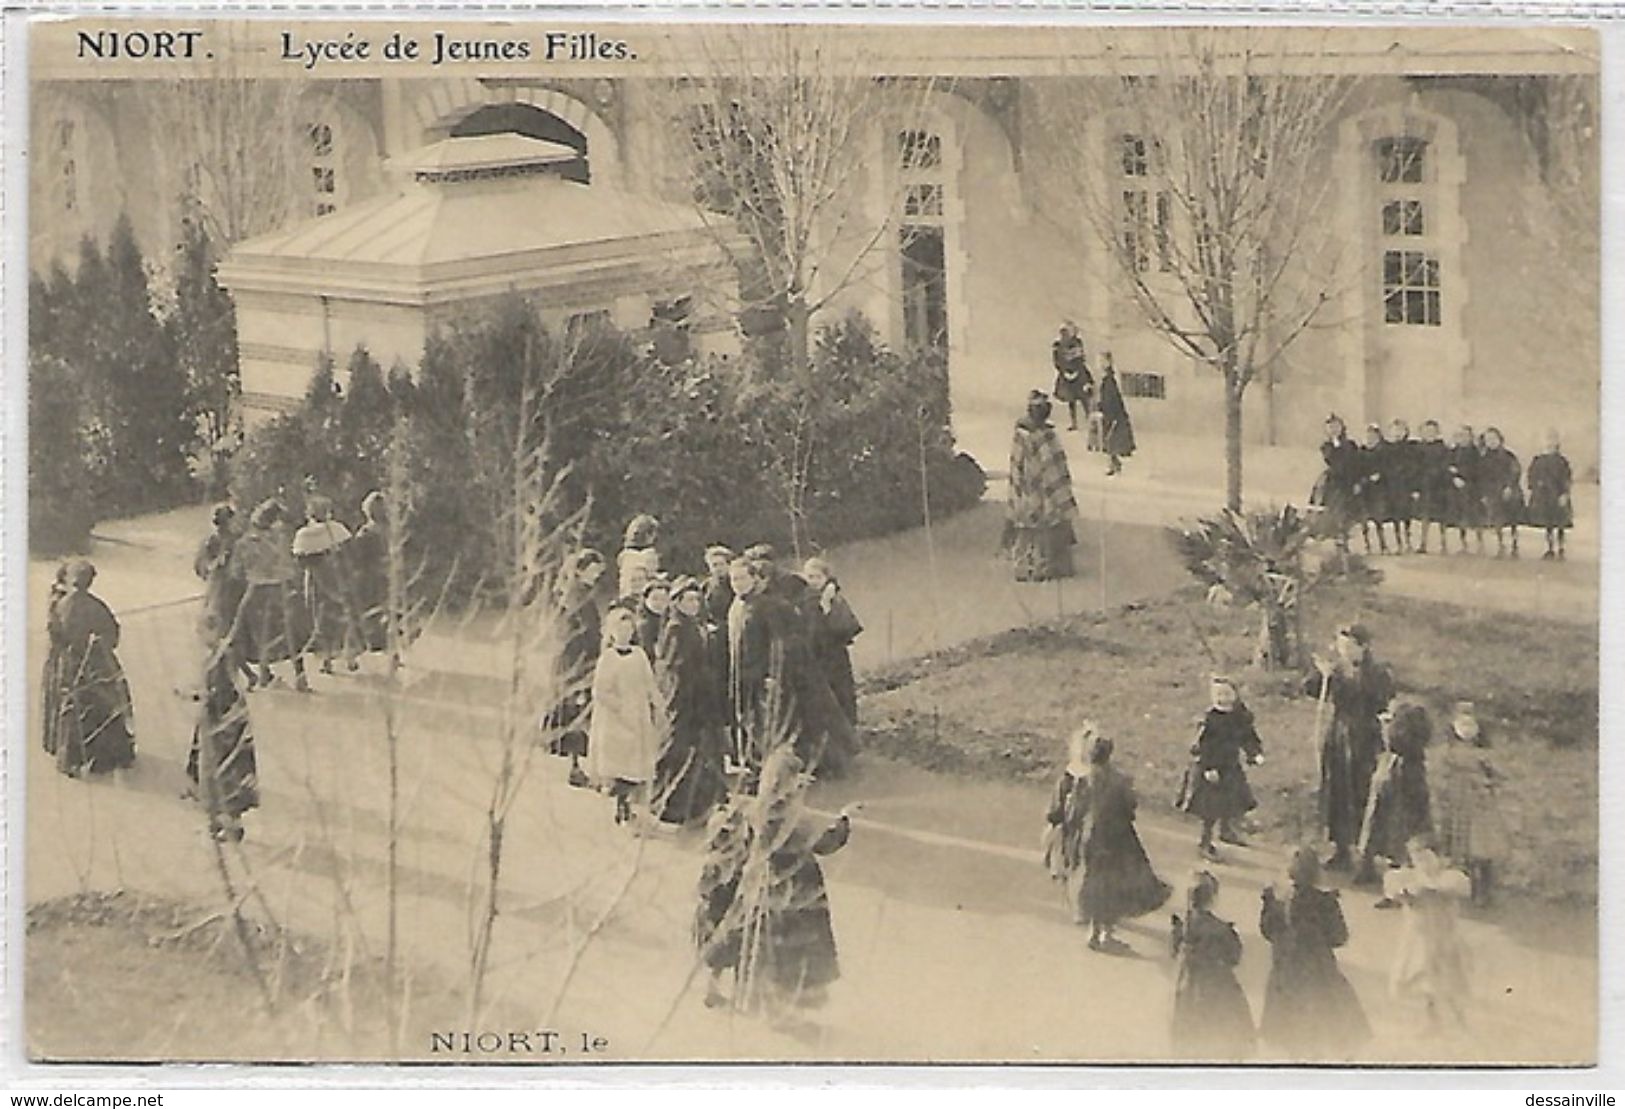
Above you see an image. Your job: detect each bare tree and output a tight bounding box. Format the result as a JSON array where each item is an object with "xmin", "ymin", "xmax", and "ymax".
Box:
[
  {"xmin": 666, "ymin": 26, "xmax": 943, "ymax": 383},
  {"xmin": 149, "ymin": 30, "xmax": 316, "ymax": 247},
  {"xmin": 1039, "ymin": 31, "xmax": 1356, "ymax": 511}
]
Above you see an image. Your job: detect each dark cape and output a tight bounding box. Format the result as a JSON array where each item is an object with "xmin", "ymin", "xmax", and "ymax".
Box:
[{"xmin": 1259, "ymin": 886, "xmax": 1371, "ymax": 1056}]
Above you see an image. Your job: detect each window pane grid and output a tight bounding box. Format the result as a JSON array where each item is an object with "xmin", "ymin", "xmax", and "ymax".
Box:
[{"xmin": 1382, "ymin": 248, "xmax": 1441, "ymax": 326}]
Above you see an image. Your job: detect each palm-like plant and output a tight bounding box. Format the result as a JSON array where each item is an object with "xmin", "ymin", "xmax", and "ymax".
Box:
[{"xmin": 1172, "ymin": 505, "xmax": 1315, "ymax": 670}]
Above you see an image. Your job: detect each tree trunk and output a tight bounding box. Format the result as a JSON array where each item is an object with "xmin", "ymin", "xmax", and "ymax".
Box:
[
  {"xmin": 786, "ymin": 297, "xmax": 812, "ymax": 384},
  {"xmin": 1224, "ymin": 373, "xmax": 1244, "ymax": 513}
]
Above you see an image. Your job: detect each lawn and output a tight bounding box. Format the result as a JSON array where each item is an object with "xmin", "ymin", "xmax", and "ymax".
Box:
[{"xmin": 858, "ymin": 580, "xmax": 1598, "ymax": 905}]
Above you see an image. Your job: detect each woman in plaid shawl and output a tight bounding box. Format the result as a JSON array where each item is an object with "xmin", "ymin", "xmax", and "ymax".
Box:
[{"xmin": 1005, "ymin": 391, "xmax": 1080, "ymax": 582}]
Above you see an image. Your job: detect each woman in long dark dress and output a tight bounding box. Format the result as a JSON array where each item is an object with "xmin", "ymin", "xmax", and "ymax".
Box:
[
  {"xmin": 1259, "ymin": 847, "xmax": 1371, "ymax": 1059},
  {"xmin": 186, "ymin": 643, "xmax": 259, "ymax": 842},
  {"xmin": 1181, "ymin": 676, "xmax": 1264, "ymax": 861},
  {"xmin": 1004, "ymin": 391, "xmax": 1079, "ymax": 582},
  {"xmin": 801, "ymin": 557, "xmax": 862, "ymax": 729},
  {"xmin": 49, "ymin": 560, "xmax": 137, "ymax": 777},
  {"xmin": 1304, "ymin": 624, "xmax": 1396, "ymax": 872},
  {"xmin": 654, "ymin": 577, "xmax": 727, "ymax": 825},
  {"xmin": 40, "ymin": 564, "xmax": 70, "ymax": 760},
  {"xmin": 1170, "ymin": 871, "xmax": 1255, "ymax": 1058},
  {"xmin": 544, "ymin": 549, "xmax": 606, "ymax": 788},
  {"xmin": 1052, "ymin": 728, "xmax": 1171, "ymax": 954},
  {"xmin": 1097, "ymin": 354, "xmax": 1136, "ymax": 476}
]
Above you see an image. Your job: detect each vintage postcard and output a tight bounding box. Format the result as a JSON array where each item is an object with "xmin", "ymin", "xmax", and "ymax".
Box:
[{"xmin": 14, "ymin": 14, "xmax": 1600, "ymax": 1068}]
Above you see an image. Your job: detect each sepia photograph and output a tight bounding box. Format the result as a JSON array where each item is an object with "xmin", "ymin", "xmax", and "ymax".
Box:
[{"xmin": 15, "ymin": 16, "xmax": 1601, "ymax": 1068}]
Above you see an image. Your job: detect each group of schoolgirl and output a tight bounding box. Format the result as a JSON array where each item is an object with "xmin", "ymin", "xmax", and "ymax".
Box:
[{"xmin": 1315, "ymin": 415, "xmax": 1574, "ymax": 560}]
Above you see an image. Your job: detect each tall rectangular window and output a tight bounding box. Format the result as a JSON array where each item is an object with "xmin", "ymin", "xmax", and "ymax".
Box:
[
  {"xmin": 1383, "ymin": 249, "xmax": 1441, "ymax": 326},
  {"xmin": 898, "ymin": 130, "xmax": 948, "ymax": 356}
]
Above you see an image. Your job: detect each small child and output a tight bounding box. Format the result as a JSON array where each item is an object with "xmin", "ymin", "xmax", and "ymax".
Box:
[
  {"xmin": 1525, "ymin": 430, "xmax": 1574, "ymax": 561},
  {"xmin": 587, "ymin": 605, "xmax": 664, "ymax": 826},
  {"xmin": 1415, "ymin": 420, "xmax": 1450, "ymax": 555},
  {"xmin": 1477, "ymin": 427, "xmax": 1524, "ymax": 559},
  {"xmin": 1355, "ymin": 423, "xmax": 1391, "ymax": 555},
  {"xmin": 1384, "ymin": 837, "xmax": 1473, "ymax": 1034},
  {"xmin": 618, "ymin": 514, "xmax": 662, "ymax": 600},
  {"xmin": 1170, "ymin": 870, "xmax": 1255, "ymax": 1058},
  {"xmin": 1258, "ymin": 847, "xmax": 1371, "ymax": 1058},
  {"xmin": 1444, "ymin": 425, "xmax": 1482, "ymax": 555},
  {"xmin": 1432, "ymin": 701, "xmax": 1509, "ymax": 907},
  {"xmin": 1387, "ymin": 418, "xmax": 1421, "ymax": 553},
  {"xmin": 1180, "ymin": 676, "xmax": 1264, "ymax": 862}
]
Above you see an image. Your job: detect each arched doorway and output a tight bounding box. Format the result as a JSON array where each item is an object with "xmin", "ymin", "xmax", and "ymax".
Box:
[{"xmin": 448, "ymin": 103, "xmax": 590, "ymax": 184}]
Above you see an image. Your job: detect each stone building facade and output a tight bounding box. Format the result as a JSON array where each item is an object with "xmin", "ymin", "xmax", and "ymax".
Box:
[{"xmin": 30, "ymin": 46, "xmax": 1599, "ymax": 475}]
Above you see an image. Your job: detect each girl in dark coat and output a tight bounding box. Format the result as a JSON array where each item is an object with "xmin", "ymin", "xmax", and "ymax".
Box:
[
  {"xmin": 1181, "ymin": 677, "xmax": 1265, "ymax": 861},
  {"xmin": 1313, "ymin": 415, "xmax": 1361, "ymax": 551},
  {"xmin": 1525, "ymin": 430, "xmax": 1573, "ymax": 561},
  {"xmin": 1050, "ymin": 728, "xmax": 1171, "ymax": 954},
  {"xmin": 1353, "ymin": 424, "xmax": 1391, "ymax": 555},
  {"xmin": 1414, "ymin": 420, "xmax": 1451, "ymax": 554},
  {"xmin": 1170, "ymin": 871, "xmax": 1255, "ymax": 1058},
  {"xmin": 48, "ymin": 560, "xmax": 137, "ymax": 777},
  {"xmin": 1477, "ymin": 427, "xmax": 1524, "ymax": 558},
  {"xmin": 1358, "ymin": 701, "xmax": 1433, "ymax": 898},
  {"xmin": 1259, "ymin": 847, "xmax": 1371, "ymax": 1059},
  {"xmin": 1444, "ymin": 425, "xmax": 1483, "ymax": 554},
  {"xmin": 801, "ymin": 557, "xmax": 862, "ymax": 728},
  {"xmin": 654, "ymin": 578, "xmax": 728, "ymax": 825},
  {"xmin": 1386, "ymin": 419, "xmax": 1422, "ymax": 553},
  {"xmin": 186, "ymin": 643, "xmax": 259, "ymax": 842},
  {"xmin": 1097, "ymin": 354, "xmax": 1136, "ymax": 476}
]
